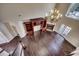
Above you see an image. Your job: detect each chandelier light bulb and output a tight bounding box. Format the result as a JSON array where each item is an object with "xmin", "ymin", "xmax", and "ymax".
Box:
[
  {"xmin": 60, "ymin": 14, "xmax": 62, "ymax": 17},
  {"xmin": 57, "ymin": 10, "xmax": 59, "ymax": 13},
  {"xmin": 51, "ymin": 15, "xmax": 54, "ymax": 19},
  {"xmin": 45, "ymin": 13, "xmax": 48, "ymax": 17},
  {"xmin": 45, "ymin": 8, "xmax": 62, "ymax": 23},
  {"xmin": 50, "ymin": 9, "xmax": 54, "ymax": 13}
]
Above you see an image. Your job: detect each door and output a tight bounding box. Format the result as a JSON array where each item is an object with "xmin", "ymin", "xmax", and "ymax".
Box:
[{"xmin": 58, "ymin": 24, "xmax": 71, "ymax": 37}]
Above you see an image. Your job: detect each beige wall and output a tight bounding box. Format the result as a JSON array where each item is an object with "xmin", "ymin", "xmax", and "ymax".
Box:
[{"xmin": 53, "ymin": 3, "xmax": 79, "ymax": 47}]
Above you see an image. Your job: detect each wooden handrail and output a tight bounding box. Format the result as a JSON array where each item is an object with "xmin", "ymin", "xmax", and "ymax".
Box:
[{"xmin": 0, "ymin": 49, "xmax": 5, "ymax": 53}]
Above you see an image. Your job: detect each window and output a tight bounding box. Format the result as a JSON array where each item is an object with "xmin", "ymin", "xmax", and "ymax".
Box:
[{"xmin": 58, "ymin": 24, "xmax": 72, "ymax": 37}]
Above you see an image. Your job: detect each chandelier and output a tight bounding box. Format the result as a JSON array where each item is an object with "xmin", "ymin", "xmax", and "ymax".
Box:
[{"xmin": 46, "ymin": 9, "xmax": 62, "ymax": 22}]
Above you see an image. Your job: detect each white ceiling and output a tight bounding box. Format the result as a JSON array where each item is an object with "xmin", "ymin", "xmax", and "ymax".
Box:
[{"xmin": 0, "ymin": 3, "xmax": 55, "ymax": 22}]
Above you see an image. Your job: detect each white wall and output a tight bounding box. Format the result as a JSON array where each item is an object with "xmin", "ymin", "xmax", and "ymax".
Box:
[
  {"xmin": 16, "ymin": 21, "xmax": 26, "ymax": 38},
  {"xmin": 0, "ymin": 21, "xmax": 25, "ymax": 44},
  {"xmin": 0, "ymin": 31, "xmax": 8, "ymax": 44},
  {"xmin": 0, "ymin": 22, "xmax": 14, "ymax": 42},
  {"xmin": 10, "ymin": 21, "xmax": 26, "ymax": 38},
  {"xmin": 4, "ymin": 22, "xmax": 17, "ymax": 38}
]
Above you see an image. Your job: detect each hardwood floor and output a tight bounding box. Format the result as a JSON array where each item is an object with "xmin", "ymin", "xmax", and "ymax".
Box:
[
  {"xmin": 0, "ymin": 31, "xmax": 76, "ymax": 56},
  {"xmin": 22, "ymin": 31, "xmax": 76, "ymax": 56}
]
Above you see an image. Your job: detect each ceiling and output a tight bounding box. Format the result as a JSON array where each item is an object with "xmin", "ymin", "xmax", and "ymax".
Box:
[{"xmin": 0, "ymin": 3, "xmax": 55, "ymax": 22}]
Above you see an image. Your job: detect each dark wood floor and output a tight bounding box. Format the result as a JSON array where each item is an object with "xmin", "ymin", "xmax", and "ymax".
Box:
[
  {"xmin": 0, "ymin": 31, "xmax": 76, "ymax": 56},
  {"xmin": 22, "ymin": 31, "xmax": 76, "ymax": 56}
]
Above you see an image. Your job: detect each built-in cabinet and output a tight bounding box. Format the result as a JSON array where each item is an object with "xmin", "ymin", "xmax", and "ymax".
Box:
[{"xmin": 24, "ymin": 17, "xmax": 47, "ymax": 36}]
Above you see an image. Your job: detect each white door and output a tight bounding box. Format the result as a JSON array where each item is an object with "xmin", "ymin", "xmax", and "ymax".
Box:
[
  {"xmin": 58, "ymin": 24, "xmax": 66, "ymax": 34},
  {"xmin": 62, "ymin": 26, "xmax": 71, "ymax": 36},
  {"xmin": 58, "ymin": 24, "xmax": 71, "ymax": 37}
]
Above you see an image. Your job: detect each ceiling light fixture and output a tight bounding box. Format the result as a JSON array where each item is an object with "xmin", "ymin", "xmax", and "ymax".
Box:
[{"xmin": 45, "ymin": 8, "xmax": 62, "ymax": 23}]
